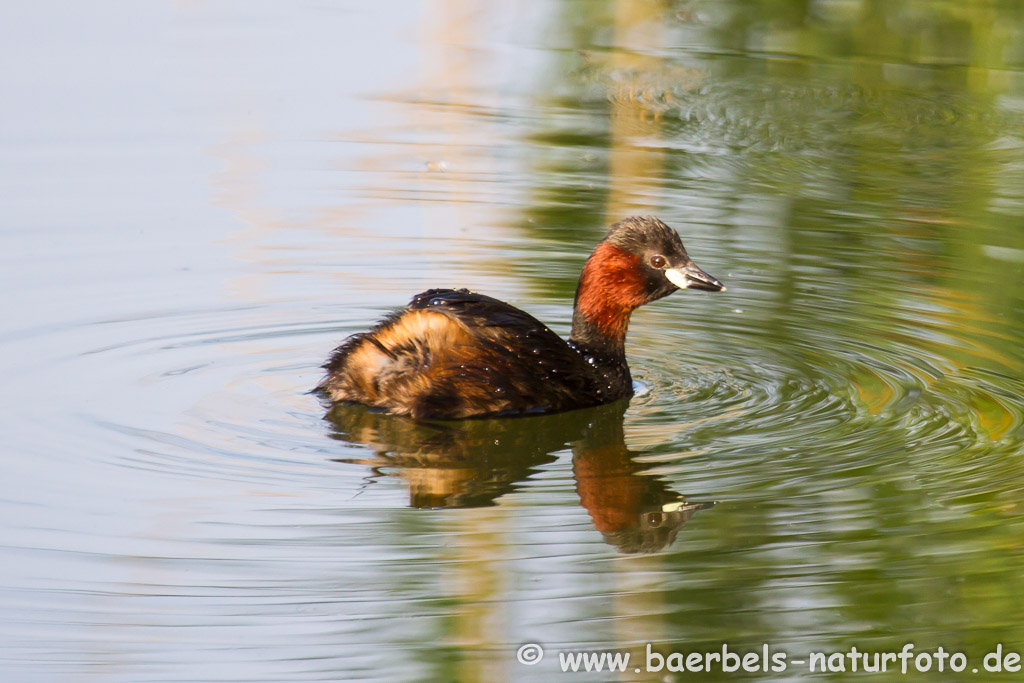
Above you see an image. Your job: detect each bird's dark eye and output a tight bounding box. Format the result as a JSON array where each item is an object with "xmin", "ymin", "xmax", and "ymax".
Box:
[{"xmin": 650, "ymin": 255, "xmax": 667, "ymax": 268}]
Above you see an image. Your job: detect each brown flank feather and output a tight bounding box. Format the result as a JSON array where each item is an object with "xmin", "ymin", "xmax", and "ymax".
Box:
[
  {"xmin": 318, "ymin": 292, "xmax": 600, "ymax": 419},
  {"xmin": 320, "ymin": 310, "xmax": 474, "ymax": 418}
]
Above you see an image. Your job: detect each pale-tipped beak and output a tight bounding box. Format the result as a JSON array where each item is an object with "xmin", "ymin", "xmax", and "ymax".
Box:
[{"xmin": 665, "ymin": 263, "xmax": 725, "ymax": 292}]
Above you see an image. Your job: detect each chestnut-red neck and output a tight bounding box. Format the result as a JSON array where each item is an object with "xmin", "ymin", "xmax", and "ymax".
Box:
[{"xmin": 570, "ymin": 242, "xmax": 648, "ymax": 355}]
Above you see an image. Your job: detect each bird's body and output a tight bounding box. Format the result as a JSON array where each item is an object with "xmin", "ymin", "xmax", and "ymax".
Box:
[
  {"xmin": 320, "ymin": 288, "xmax": 628, "ymax": 419},
  {"xmin": 318, "ymin": 217, "xmax": 723, "ymax": 419}
]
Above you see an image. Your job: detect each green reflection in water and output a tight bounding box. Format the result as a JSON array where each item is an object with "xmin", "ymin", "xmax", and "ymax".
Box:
[{"xmin": 495, "ymin": 0, "xmax": 1024, "ymax": 674}]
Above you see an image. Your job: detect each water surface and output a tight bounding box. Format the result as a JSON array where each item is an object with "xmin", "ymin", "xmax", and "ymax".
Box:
[{"xmin": 3, "ymin": 1, "xmax": 1024, "ymax": 681}]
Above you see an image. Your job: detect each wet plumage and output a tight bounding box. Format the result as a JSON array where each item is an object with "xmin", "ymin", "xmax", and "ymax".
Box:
[{"xmin": 318, "ymin": 216, "xmax": 724, "ymax": 419}]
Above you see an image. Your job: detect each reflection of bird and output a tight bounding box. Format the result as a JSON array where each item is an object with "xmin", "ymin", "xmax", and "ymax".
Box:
[
  {"xmin": 571, "ymin": 415, "xmax": 713, "ymax": 554},
  {"xmin": 326, "ymin": 400, "xmax": 713, "ymax": 553},
  {"xmin": 318, "ymin": 217, "xmax": 723, "ymax": 419},
  {"xmin": 326, "ymin": 401, "xmax": 565, "ymax": 509}
]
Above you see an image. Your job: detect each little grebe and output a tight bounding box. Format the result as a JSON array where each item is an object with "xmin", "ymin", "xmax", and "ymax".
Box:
[{"xmin": 318, "ymin": 216, "xmax": 724, "ymax": 419}]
